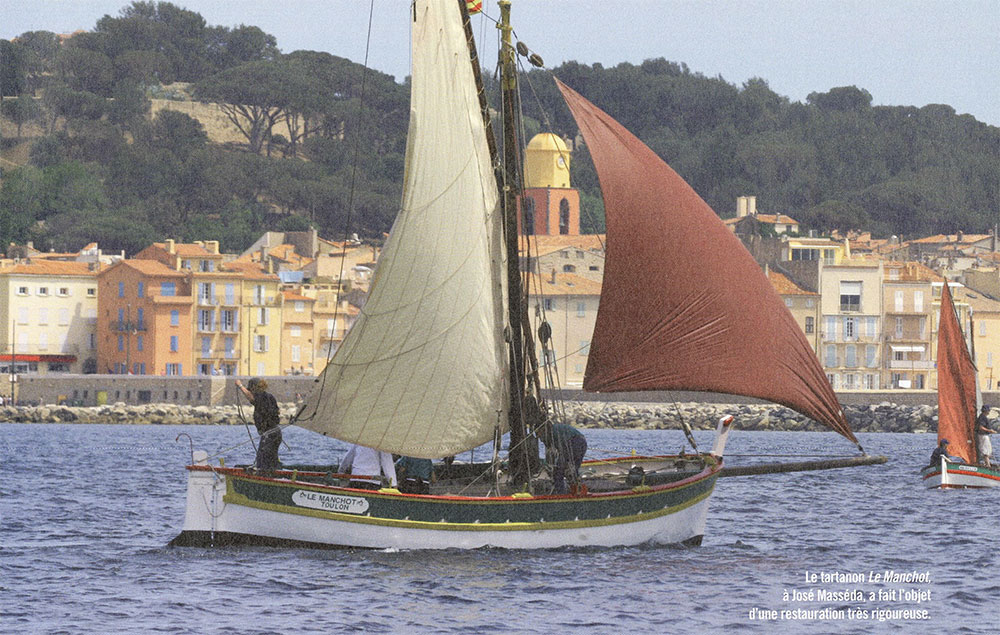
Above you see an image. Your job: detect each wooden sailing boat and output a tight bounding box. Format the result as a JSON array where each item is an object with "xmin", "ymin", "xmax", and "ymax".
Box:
[
  {"xmin": 921, "ymin": 282, "xmax": 1000, "ymax": 488},
  {"xmin": 172, "ymin": 0, "xmax": 865, "ymax": 550}
]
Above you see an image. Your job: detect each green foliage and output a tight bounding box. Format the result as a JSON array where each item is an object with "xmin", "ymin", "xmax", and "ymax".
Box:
[
  {"xmin": 1, "ymin": 94, "xmax": 42, "ymax": 137},
  {"xmin": 523, "ymin": 60, "xmax": 1000, "ymax": 239},
  {"xmin": 5, "ymin": 10, "xmax": 999, "ymax": 255}
]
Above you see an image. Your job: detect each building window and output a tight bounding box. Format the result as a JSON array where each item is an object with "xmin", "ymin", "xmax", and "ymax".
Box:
[
  {"xmin": 895, "ymin": 317, "xmax": 903, "ymax": 338},
  {"xmin": 543, "ymin": 298, "xmax": 555, "ymax": 311},
  {"xmin": 118, "ymin": 282, "xmax": 124, "ymax": 298},
  {"xmin": 866, "ymin": 317, "xmax": 877, "ymax": 338},
  {"xmin": 291, "ymin": 345, "xmax": 301, "ymax": 362},
  {"xmin": 225, "ymin": 283, "xmax": 235, "ymax": 305},
  {"xmin": 137, "ymin": 335, "xmax": 144, "ymax": 352},
  {"xmin": 522, "ymin": 197, "xmax": 535, "ymax": 235},
  {"xmin": 559, "ymin": 198, "xmax": 570, "ymax": 235},
  {"xmin": 166, "ymin": 363, "xmax": 181, "ymax": 376},
  {"xmin": 199, "ymin": 309, "xmax": 213, "ymax": 331},
  {"xmin": 824, "ymin": 345, "xmax": 837, "ymax": 367},
  {"xmin": 170, "ymin": 336, "xmax": 178, "ymax": 352},
  {"xmin": 38, "ymin": 308, "xmax": 48, "ymax": 325},
  {"xmin": 845, "ymin": 345, "xmax": 857, "ymax": 368},
  {"xmin": 171, "ymin": 310, "xmax": 179, "ymax": 326},
  {"xmin": 839, "ymin": 281, "xmax": 861, "ymax": 312},
  {"xmin": 824, "ymin": 316, "xmax": 837, "ymax": 340},
  {"xmin": 805, "ymin": 317, "xmax": 814, "ymax": 334},
  {"xmin": 161, "ymin": 282, "xmax": 176, "ymax": 297},
  {"xmin": 865, "ymin": 345, "xmax": 877, "ymax": 367},
  {"xmin": 58, "ymin": 308, "xmax": 70, "ymax": 325},
  {"xmin": 201, "ymin": 337, "xmax": 211, "ymax": 356},
  {"xmin": 843, "ymin": 317, "xmax": 856, "ymax": 341},
  {"xmin": 914, "ymin": 291, "xmax": 923, "ymax": 313},
  {"xmin": 137, "ymin": 281, "xmax": 145, "ymax": 298},
  {"xmin": 295, "ymin": 301, "xmax": 305, "ymax": 313},
  {"xmin": 579, "ymin": 340, "xmax": 590, "ymax": 356},
  {"xmin": 87, "ymin": 288, "xmax": 96, "ymax": 297},
  {"xmin": 118, "ymin": 335, "xmax": 124, "ymax": 351},
  {"xmin": 255, "ymin": 335, "xmax": 268, "ymax": 352},
  {"xmin": 291, "ymin": 326, "xmax": 301, "ymax": 337},
  {"xmin": 258, "ymin": 307, "xmax": 269, "ymax": 325},
  {"xmin": 562, "ymin": 265, "xmax": 576, "ymax": 273},
  {"xmin": 980, "ymin": 321, "xmax": 987, "ymax": 337},
  {"xmin": 576, "ymin": 301, "xmax": 586, "ymax": 317},
  {"xmin": 894, "ymin": 290, "xmax": 904, "ymax": 312},
  {"xmin": 58, "ymin": 287, "xmax": 69, "ymax": 297},
  {"xmin": 16, "ymin": 286, "xmax": 28, "ymax": 296},
  {"xmin": 222, "ymin": 310, "xmax": 236, "ymax": 332}
]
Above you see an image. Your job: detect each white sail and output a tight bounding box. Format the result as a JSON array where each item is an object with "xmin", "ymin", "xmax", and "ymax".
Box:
[{"xmin": 297, "ymin": 0, "xmax": 508, "ymax": 458}]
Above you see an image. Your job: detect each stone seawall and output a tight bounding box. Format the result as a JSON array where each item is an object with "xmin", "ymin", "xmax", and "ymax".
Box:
[{"xmin": 0, "ymin": 400, "xmax": 956, "ymax": 433}]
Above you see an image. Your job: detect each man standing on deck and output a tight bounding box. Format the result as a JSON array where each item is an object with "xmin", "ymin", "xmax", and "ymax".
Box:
[
  {"xmin": 976, "ymin": 405, "xmax": 995, "ymax": 467},
  {"xmin": 236, "ymin": 378, "xmax": 282, "ymax": 471}
]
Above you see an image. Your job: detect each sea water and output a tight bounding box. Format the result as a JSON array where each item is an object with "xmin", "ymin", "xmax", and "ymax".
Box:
[{"xmin": 1, "ymin": 423, "xmax": 998, "ymax": 634}]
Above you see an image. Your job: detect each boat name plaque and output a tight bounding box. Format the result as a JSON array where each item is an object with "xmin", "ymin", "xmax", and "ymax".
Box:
[{"xmin": 292, "ymin": 490, "xmax": 370, "ymax": 514}]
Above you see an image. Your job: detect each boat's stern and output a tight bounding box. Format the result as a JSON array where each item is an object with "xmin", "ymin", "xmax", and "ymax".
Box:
[{"xmin": 169, "ymin": 450, "xmax": 225, "ymax": 546}]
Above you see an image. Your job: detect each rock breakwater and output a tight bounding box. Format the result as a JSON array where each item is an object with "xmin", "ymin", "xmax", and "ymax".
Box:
[{"xmin": 0, "ymin": 400, "xmax": 948, "ymax": 433}]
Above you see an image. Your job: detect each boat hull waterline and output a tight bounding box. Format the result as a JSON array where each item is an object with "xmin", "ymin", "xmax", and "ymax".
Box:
[
  {"xmin": 171, "ymin": 456, "xmax": 721, "ymax": 549},
  {"xmin": 921, "ymin": 461, "xmax": 1000, "ymax": 489}
]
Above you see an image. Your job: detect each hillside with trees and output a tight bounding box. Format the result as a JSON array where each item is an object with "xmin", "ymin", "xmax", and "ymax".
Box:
[{"xmin": 2, "ymin": 2, "xmax": 999, "ymax": 256}]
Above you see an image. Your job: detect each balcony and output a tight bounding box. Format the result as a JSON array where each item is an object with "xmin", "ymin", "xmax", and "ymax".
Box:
[{"xmin": 888, "ymin": 359, "xmax": 935, "ymax": 370}]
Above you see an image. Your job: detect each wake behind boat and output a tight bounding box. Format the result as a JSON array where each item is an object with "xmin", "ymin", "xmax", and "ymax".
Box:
[{"xmin": 173, "ymin": 0, "xmax": 870, "ymax": 550}]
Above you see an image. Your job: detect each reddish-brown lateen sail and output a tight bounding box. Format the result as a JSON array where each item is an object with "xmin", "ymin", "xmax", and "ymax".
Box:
[
  {"xmin": 935, "ymin": 283, "xmax": 978, "ymax": 463},
  {"xmin": 556, "ymin": 78, "xmax": 857, "ymax": 445}
]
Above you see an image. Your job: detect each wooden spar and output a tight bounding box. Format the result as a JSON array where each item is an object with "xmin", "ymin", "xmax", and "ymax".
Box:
[{"xmin": 719, "ymin": 455, "xmax": 888, "ymax": 477}]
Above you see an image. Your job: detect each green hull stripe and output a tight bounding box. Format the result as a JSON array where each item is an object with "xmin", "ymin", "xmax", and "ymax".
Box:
[{"xmin": 222, "ymin": 472, "xmax": 718, "ymax": 531}]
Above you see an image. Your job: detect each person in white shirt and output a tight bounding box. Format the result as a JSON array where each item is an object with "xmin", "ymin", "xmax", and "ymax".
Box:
[{"xmin": 339, "ymin": 444, "xmax": 397, "ymax": 490}]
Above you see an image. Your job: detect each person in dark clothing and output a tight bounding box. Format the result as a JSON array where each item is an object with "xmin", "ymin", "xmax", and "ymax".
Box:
[
  {"xmin": 396, "ymin": 456, "xmax": 433, "ymax": 494},
  {"xmin": 929, "ymin": 438, "xmax": 962, "ymax": 466},
  {"xmin": 976, "ymin": 406, "xmax": 994, "ymax": 467},
  {"xmin": 541, "ymin": 423, "xmax": 587, "ymax": 494},
  {"xmin": 236, "ymin": 377, "xmax": 281, "ymax": 471}
]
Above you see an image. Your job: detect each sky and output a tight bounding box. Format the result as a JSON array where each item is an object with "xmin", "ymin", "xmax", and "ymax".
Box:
[{"xmin": 3, "ymin": 0, "xmax": 999, "ymax": 127}]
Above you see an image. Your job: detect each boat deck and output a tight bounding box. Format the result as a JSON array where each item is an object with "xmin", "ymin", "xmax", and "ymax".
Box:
[{"xmin": 265, "ymin": 455, "xmax": 714, "ymax": 498}]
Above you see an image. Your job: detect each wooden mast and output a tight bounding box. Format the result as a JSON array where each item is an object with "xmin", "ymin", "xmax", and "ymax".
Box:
[{"xmin": 497, "ymin": 0, "xmax": 533, "ymax": 487}]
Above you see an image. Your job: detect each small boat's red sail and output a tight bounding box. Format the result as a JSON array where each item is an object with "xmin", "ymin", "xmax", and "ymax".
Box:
[
  {"xmin": 936, "ymin": 283, "xmax": 978, "ymax": 463},
  {"xmin": 556, "ymin": 78, "xmax": 857, "ymax": 446}
]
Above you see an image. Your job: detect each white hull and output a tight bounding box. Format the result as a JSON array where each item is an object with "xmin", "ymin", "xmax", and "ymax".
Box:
[
  {"xmin": 175, "ymin": 459, "xmax": 716, "ymax": 550},
  {"xmin": 179, "ymin": 473, "xmax": 711, "ymax": 549},
  {"xmin": 921, "ymin": 460, "xmax": 1000, "ymax": 488}
]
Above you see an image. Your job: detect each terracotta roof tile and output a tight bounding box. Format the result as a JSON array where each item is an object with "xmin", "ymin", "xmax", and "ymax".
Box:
[
  {"xmin": 525, "ymin": 271, "xmax": 603, "ymax": 296},
  {"xmin": 767, "ymin": 270, "xmax": 816, "ymax": 295},
  {"xmin": 1, "ymin": 261, "xmax": 101, "ymax": 276},
  {"xmin": 523, "ymin": 234, "xmax": 605, "ymax": 257}
]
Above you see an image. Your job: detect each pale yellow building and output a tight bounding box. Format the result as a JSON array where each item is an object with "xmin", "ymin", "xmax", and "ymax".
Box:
[
  {"xmin": 522, "ymin": 234, "xmax": 605, "ymax": 284},
  {"xmin": 820, "ymin": 259, "xmax": 884, "ymax": 390},
  {"xmin": 280, "ymin": 290, "xmax": 316, "ymax": 376},
  {"xmin": 526, "ymin": 271, "xmax": 602, "ymax": 389},
  {"xmin": 956, "ymin": 286, "xmax": 1000, "ymax": 391},
  {"xmin": 311, "ymin": 293, "xmax": 360, "ymax": 375},
  {"xmin": 882, "ymin": 262, "xmax": 940, "ymax": 390},
  {"xmin": 767, "ymin": 268, "xmax": 821, "ymax": 353},
  {"xmin": 0, "ymin": 260, "xmax": 101, "ymax": 375}
]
